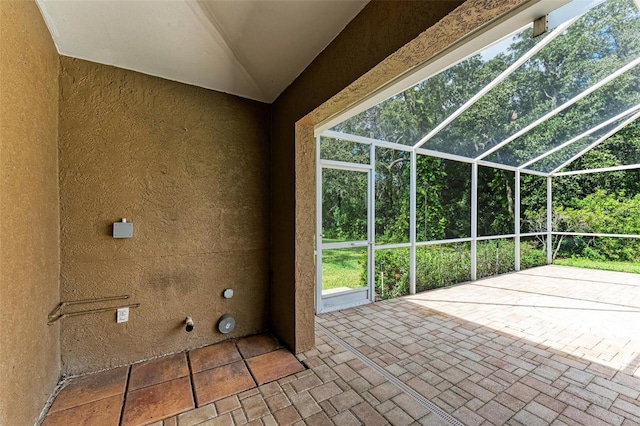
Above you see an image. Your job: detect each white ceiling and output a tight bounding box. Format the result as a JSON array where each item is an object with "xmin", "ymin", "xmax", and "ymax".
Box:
[{"xmin": 36, "ymin": 0, "xmax": 369, "ymax": 103}]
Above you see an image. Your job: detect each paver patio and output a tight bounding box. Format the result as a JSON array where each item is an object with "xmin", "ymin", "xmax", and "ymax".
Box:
[{"xmin": 312, "ymin": 265, "xmax": 640, "ymax": 425}]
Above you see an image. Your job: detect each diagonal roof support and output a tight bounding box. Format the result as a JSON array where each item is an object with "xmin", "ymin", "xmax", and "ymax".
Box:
[
  {"xmin": 519, "ymin": 104, "xmax": 640, "ymax": 170},
  {"xmin": 548, "ymin": 109, "xmax": 640, "ymax": 174},
  {"xmin": 412, "ymin": 17, "xmax": 578, "ymax": 150},
  {"xmin": 555, "ymin": 163, "xmax": 640, "ymax": 176},
  {"xmin": 476, "ymin": 57, "xmax": 640, "ymax": 161}
]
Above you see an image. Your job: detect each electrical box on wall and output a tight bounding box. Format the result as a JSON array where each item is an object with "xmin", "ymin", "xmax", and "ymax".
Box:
[{"xmin": 113, "ymin": 218, "xmax": 133, "ymax": 238}]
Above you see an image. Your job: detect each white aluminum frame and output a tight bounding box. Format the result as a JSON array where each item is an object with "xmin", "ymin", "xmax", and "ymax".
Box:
[
  {"xmin": 555, "ymin": 163, "xmax": 640, "ymax": 176},
  {"xmin": 515, "ymin": 170, "xmax": 521, "ymax": 271},
  {"xmin": 415, "ymin": 17, "xmax": 577, "ymax": 150},
  {"xmin": 519, "ymin": 104, "xmax": 640, "ymax": 170},
  {"xmin": 477, "ymin": 58, "xmax": 640, "ymax": 162},
  {"xmin": 547, "ymin": 176, "xmax": 553, "ymax": 264},
  {"xmin": 549, "ymin": 109, "xmax": 640, "ymax": 175},
  {"xmin": 316, "ymin": 140, "xmax": 375, "ymax": 314},
  {"xmin": 553, "ymin": 232, "xmax": 640, "ymax": 239},
  {"xmin": 314, "ymin": 0, "xmax": 640, "ymax": 308},
  {"xmin": 313, "ymin": 0, "xmax": 601, "ymax": 136}
]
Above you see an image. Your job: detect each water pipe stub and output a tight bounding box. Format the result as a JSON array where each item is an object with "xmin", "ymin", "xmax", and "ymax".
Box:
[
  {"xmin": 217, "ymin": 314, "xmax": 235, "ymax": 334},
  {"xmin": 185, "ymin": 316, "xmax": 194, "ymax": 332}
]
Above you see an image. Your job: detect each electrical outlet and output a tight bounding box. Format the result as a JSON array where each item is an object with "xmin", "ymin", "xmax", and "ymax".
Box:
[{"xmin": 116, "ymin": 307, "xmax": 129, "ymax": 323}]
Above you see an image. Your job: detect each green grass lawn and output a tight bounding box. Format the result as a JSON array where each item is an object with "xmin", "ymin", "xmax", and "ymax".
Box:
[
  {"xmin": 320, "ymin": 243, "xmax": 640, "ymax": 294},
  {"xmin": 554, "ymin": 258, "xmax": 640, "ymax": 274},
  {"xmin": 321, "ymin": 247, "xmax": 366, "ymax": 290}
]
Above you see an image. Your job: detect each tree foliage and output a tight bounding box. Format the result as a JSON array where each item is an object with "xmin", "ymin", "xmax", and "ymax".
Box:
[{"xmin": 322, "ymin": 0, "xmax": 640, "ymax": 289}]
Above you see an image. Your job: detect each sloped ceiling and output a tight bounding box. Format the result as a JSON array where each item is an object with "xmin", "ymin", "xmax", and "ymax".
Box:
[{"xmin": 36, "ymin": 0, "xmax": 369, "ymax": 103}]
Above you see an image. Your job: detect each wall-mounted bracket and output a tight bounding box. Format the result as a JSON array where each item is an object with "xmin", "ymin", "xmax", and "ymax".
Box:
[
  {"xmin": 533, "ymin": 15, "xmax": 548, "ymax": 38},
  {"xmin": 48, "ymin": 295, "xmax": 139, "ymax": 325}
]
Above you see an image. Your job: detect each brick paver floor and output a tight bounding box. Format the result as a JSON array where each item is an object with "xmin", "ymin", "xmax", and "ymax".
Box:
[{"xmin": 314, "ymin": 265, "xmax": 640, "ymax": 425}]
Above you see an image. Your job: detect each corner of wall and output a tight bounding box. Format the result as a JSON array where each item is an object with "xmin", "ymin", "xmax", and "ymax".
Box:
[{"xmin": 0, "ymin": 1, "xmax": 62, "ymax": 424}]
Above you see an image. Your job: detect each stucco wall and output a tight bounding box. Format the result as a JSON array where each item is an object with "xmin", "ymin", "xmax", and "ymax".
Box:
[
  {"xmin": 0, "ymin": 1, "xmax": 61, "ymax": 424},
  {"xmin": 58, "ymin": 57, "xmax": 271, "ymax": 376},
  {"xmin": 272, "ymin": 0, "xmax": 535, "ymax": 352},
  {"xmin": 270, "ymin": 0, "xmax": 465, "ymax": 351}
]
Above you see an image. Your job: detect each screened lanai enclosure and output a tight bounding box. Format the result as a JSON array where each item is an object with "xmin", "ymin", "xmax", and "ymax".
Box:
[{"xmin": 315, "ymin": 0, "xmax": 640, "ymax": 313}]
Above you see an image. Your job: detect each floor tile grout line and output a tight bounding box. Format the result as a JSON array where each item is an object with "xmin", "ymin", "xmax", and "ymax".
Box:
[
  {"xmin": 237, "ymin": 341, "xmax": 261, "ymax": 389},
  {"xmin": 186, "ymin": 351, "xmax": 199, "ymax": 409},
  {"xmin": 118, "ymin": 365, "xmax": 131, "ymax": 426},
  {"xmin": 316, "ymin": 322, "xmax": 464, "ymax": 426}
]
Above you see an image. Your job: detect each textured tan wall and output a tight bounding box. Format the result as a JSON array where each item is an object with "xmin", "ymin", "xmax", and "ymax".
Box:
[
  {"xmin": 270, "ymin": 0, "xmax": 465, "ymax": 351},
  {"xmin": 0, "ymin": 1, "xmax": 61, "ymax": 424},
  {"xmin": 58, "ymin": 58, "xmax": 271, "ymax": 376},
  {"xmin": 272, "ymin": 0, "xmax": 533, "ymax": 352}
]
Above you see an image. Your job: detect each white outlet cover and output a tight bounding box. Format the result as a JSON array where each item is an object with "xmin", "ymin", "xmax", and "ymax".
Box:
[{"xmin": 117, "ymin": 307, "xmax": 129, "ymax": 323}]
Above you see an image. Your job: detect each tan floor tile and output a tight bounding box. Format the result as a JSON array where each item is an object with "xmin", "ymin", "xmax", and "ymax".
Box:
[
  {"xmin": 42, "ymin": 394, "xmax": 123, "ymax": 426},
  {"xmin": 236, "ymin": 334, "xmax": 281, "ymax": 359},
  {"xmin": 246, "ymin": 349, "xmax": 305, "ymax": 385},
  {"xmin": 128, "ymin": 352, "xmax": 189, "ymax": 391},
  {"xmin": 189, "ymin": 341, "xmax": 242, "ymax": 373},
  {"xmin": 121, "ymin": 376, "xmax": 194, "ymax": 426},
  {"xmin": 49, "ymin": 366, "xmax": 128, "ymax": 413},
  {"xmin": 192, "ymin": 361, "xmax": 256, "ymax": 405}
]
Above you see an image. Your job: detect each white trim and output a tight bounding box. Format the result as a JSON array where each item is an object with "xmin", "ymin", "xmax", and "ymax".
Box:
[
  {"xmin": 369, "ymin": 145, "xmax": 376, "ymax": 303},
  {"xmin": 412, "ymin": 232, "xmax": 545, "ymax": 247},
  {"xmin": 320, "ymin": 159, "xmax": 372, "ymax": 171},
  {"xmin": 322, "ymin": 241, "xmax": 369, "ymax": 250},
  {"xmin": 547, "ymin": 0, "xmax": 606, "ymax": 29},
  {"xmin": 316, "ymin": 135, "xmax": 323, "ymax": 314},
  {"xmin": 321, "ymin": 130, "xmax": 372, "ymax": 145},
  {"xmin": 519, "ymin": 104, "xmax": 640, "ymax": 170},
  {"xmin": 321, "ymin": 130, "xmax": 414, "ymax": 152},
  {"xmin": 415, "ymin": 147, "xmax": 476, "ymax": 164},
  {"xmin": 314, "ymin": 0, "xmax": 575, "ymax": 136},
  {"xmin": 478, "ymin": 159, "xmax": 521, "ymax": 172},
  {"xmin": 410, "ymin": 150, "xmax": 417, "ymax": 295},
  {"xmin": 477, "ymin": 58, "xmax": 640, "ymax": 161},
  {"xmin": 549, "ymin": 110, "xmax": 640, "ymax": 174},
  {"xmin": 521, "ymin": 232, "xmax": 546, "ymax": 238},
  {"xmin": 416, "ymin": 237, "xmax": 473, "ymax": 246},
  {"xmin": 413, "ymin": 148, "xmax": 551, "ymax": 176},
  {"xmin": 376, "ymin": 242, "xmax": 412, "ymax": 250},
  {"xmin": 553, "ymin": 232, "xmax": 640, "ymax": 239},
  {"xmin": 555, "ymin": 163, "xmax": 640, "ymax": 176},
  {"xmin": 318, "ymin": 289, "xmax": 371, "ymax": 314},
  {"xmin": 546, "ymin": 176, "xmax": 553, "ymax": 264},
  {"xmin": 518, "ymin": 168, "xmax": 551, "ymax": 177},
  {"xmin": 414, "ymin": 17, "xmax": 577, "ymax": 149},
  {"xmin": 317, "ymin": 149, "xmax": 374, "ymax": 312},
  {"xmin": 515, "ymin": 170, "xmax": 521, "ymax": 271},
  {"xmin": 478, "ymin": 234, "xmax": 517, "ymax": 241},
  {"xmin": 471, "ymin": 163, "xmax": 478, "ymax": 281}
]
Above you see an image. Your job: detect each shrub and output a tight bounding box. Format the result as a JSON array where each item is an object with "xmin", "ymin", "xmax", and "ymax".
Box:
[{"xmin": 372, "ymin": 240, "xmax": 545, "ymax": 300}]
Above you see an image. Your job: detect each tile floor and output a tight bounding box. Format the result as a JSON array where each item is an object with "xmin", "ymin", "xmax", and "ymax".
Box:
[
  {"xmin": 41, "ymin": 266, "xmax": 640, "ymax": 426},
  {"xmin": 41, "ymin": 334, "xmax": 305, "ymax": 426}
]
